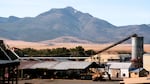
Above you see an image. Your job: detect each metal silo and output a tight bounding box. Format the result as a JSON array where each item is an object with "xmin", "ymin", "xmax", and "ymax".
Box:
[
  {"xmin": 131, "ymin": 36, "xmax": 143, "ymax": 68},
  {"xmin": 131, "ymin": 36, "xmax": 138, "ymax": 61}
]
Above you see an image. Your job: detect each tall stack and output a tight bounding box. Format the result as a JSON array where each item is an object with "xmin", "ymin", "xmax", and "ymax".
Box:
[{"xmin": 131, "ymin": 35, "xmax": 143, "ymax": 68}]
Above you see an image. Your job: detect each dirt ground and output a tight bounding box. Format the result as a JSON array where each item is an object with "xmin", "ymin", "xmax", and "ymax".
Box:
[{"xmin": 18, "ymin": 79, "xmax": 120, "ymax": 84}]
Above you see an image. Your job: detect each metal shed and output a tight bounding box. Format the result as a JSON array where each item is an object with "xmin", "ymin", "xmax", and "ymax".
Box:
[
  {"xmin": 0, "ymin": 40, "xmax": 20, "ymax": 84},
  {"xmin": 19, "ymin": 61, "xmax": 96, "ymax": 79},
  {"xmin": 107, "ymin": 62, "xmax": 131, "ymax": 78}
]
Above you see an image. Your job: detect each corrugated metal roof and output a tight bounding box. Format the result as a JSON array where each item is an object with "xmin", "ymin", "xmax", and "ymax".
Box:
[
  {"xmin": 53, "ymin": 61, "xmax": 92, "ymax": 70},
  {"xmin": 19, "ymin": 61, "xmax": 93, "ymax": 70},
  {"xmin": 0, "ymin": 60, "xmax": 19, "ymax": 64},
  {"xmin": 19, "ymin": 60, "xmax": 40, "ymax": 69},
  {"xmin": 107, "ymin": 62, "xmax": 131, "ymax": 69},
  {"xmin": 30, "ymin": 61, "xmax": 59, "ymax": 69}
]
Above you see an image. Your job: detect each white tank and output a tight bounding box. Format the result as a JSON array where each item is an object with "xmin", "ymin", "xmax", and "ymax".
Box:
[
  {"xmin": 131, "ymin": 36, "xmax": 137, "ymax": 61},
  {"xmin": 131, "ymin": 36, "xmax": 143, "ymax": 64}
]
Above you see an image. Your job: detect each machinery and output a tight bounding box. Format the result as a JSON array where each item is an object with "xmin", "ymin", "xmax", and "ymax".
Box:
[
  {"xmin": 90, "ymin": 34, "xmax": 144, "ymax": 81},
  {"xmin": 93, "ymin": 34, "xmax": 143, "ymax": 66}
]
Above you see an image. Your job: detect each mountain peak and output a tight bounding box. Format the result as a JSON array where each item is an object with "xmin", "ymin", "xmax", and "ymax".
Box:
[
  {"xmin": 64, "ymin": 6, "xmax": 75, "ymax": 11},
  {"xmin": 64, "ymin": 6, "xmax": 78, "ymax": 12},
  {"xmin": 37, "ymin": 6, "xmax": 79, "ymax": 17},
  {"xmin": 8, "ymin": 16, "xmax": 20, "ymax": 22}
]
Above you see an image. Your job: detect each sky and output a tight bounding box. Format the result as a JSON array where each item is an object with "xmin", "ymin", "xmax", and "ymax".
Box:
[{"xmin": 0, "ymin": 0, "xmax": 150, "ymax": 26}]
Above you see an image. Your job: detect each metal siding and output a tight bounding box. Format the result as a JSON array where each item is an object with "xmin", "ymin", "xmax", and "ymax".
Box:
[
  {"xmin": 108, "ymin": 62, "xmax": 131, "ymax": 69},
  {"xmin": 143, "ymin": 54, "xmax": 150, "ymax": 71},
  {"xmin": 121, "ymin": 69, "xmax": 129, "ymax": 77}
]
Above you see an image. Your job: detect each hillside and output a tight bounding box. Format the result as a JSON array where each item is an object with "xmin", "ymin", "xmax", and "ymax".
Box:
[
  {"xmin": 2, "ymin": 39, "xmax": 150, "ymax": 53},
  {"xmin": 40, "ymin": 36, "xmax": 93, "ymax": 44},
  {"xmin": 0, "ymin": 7, "xmax": 150, "ymax": 43}
]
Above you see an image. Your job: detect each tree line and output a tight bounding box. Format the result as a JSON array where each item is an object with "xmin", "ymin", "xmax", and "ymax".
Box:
[{"xmin": 14, "ymin": 46, "xmax": 96, "ymax": 57}]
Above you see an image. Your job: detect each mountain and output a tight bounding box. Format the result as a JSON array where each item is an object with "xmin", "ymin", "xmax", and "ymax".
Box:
[
  {"xmin": 117, "ymin": 24, "xmax": 150, "ymax": 43},
  {"xmin": 0, "ymin": 7, "xmax": 150, "ymax": 43}
]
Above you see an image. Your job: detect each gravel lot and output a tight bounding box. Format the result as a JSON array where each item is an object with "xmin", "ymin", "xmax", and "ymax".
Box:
[{"xmin": 19, "ymin": 79, "xmax": 120, "ymax": 84}]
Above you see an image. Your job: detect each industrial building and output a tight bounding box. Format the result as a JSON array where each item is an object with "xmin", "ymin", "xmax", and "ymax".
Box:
[
  {"xmin": 16, "ymin": 34, "xmax": 147, "ymax": 81},
  {"xmin": 85, "ymin": 53, "xmax": 130, "ymax": 63},
  {"xmin": 130, "ymin": 68, "xmax": 148, "ymax": 78},
  {"xmin": 85, "ymin": 34, "xmax": 146, "ymax": 79},
  {"xmin": 19, "ymin": 60, "xmax": 100, "ymax": 79},
  {"xmin": 1, "ymin": 33, "xmax": 147, "ymax": 82},
  {"xmin": 143, "ymin": 53, "xmax": 150, "ymax": 71},
  {"xmin": 107, "ymin": 62, "xmax": 131, "ymax": 78}
]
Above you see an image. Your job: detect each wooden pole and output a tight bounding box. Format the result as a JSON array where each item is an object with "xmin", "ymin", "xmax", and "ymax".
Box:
[{"xmin": 2, "ymin": 67, "xmax": 5, "ymax": 84}]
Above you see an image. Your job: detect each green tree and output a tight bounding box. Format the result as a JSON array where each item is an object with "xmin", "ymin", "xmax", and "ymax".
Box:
[
  {"xmin": 17, "ymin": 46, "xmax": 96, "ymax": 57},
  {"xmin": 70, "ymin": 46, "xmax": 85, "ymax": 57},
  {"xmin": 38, "ymin": 49, "xmax": 52, "ymax": 56},
  {"xmin": 85, "ymin": 49, "xmax": 96, "ymax": 56},
  {"xmin": 51, "ymin": 47, "xmax": 70, "ymax": 57},
  {"xmin": 21, "ymin": 48, "xmax": 38, "ymax": 57}
]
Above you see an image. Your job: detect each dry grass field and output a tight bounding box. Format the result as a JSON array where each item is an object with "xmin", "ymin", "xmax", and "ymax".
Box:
[{"xmin": 4, "ymin": 40, "xmax": 150, "ymax": 53}]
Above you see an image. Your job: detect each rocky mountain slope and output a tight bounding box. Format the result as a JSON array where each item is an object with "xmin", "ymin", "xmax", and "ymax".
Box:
[{"xmin": 0, "ymin": 7, "xmax": 150, "ymax": 43}]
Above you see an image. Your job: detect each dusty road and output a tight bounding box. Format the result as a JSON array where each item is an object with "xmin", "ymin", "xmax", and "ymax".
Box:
[{"xmin": 19, "ymin": 79, "xmax": 120, "ymax": 84}]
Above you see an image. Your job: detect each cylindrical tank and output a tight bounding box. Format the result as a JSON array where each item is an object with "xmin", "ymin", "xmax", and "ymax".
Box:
[
  {"xmin": 131, "ymin": 36, "xmax": 143, "ymax": 68},
  {"xmin": 131, "ymin": 36, "xmax": 137, "ymax": 61}
]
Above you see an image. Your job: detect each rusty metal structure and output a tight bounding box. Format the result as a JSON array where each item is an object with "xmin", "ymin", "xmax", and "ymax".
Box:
[
  {"xmin": 96, "ymin": 34, "xmax": 137, "ymax": 54},
  {"xmin": 96, "ymin": 34, "xmax": 143, "ymax": 66},
  {"xmin": 0, "ymin": 40, "xmax": 20, "ymax": 84}
]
